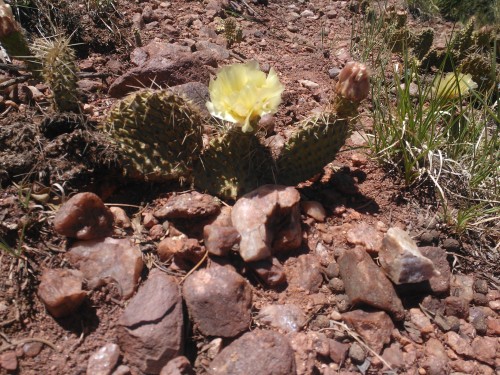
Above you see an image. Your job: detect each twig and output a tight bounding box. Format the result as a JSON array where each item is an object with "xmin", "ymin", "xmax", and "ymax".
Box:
[
  {"xmin": 0, "ymin": 335, "xmax": 59, "ymax": 353},
  {"xmin": 77, "ymin": 72, "xmax": 111, "ymax": 79},
  {"xmin": 0, "ymin": 75, "xmax": 30, "ymax": 90},
  {"xmin": 180, "ymin": 251, "xmax": 208, "ymax": 284}
]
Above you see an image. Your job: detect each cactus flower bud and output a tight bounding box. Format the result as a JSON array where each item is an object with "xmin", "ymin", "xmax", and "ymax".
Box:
[{"xmin": 336, "ymin": 61, "xmax": 370, "ymax": 103}]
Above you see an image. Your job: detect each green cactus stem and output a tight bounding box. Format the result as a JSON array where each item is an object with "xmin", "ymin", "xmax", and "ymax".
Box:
[{"xmin": 106, "ymin": 89, "xmax": 204, "ymax": 182}]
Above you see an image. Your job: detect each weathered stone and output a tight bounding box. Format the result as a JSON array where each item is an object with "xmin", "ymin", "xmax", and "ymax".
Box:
[
  {"xmin": 87, "ymin": 343, "xmax": 120, "ymax": 375},
  {"xmin": 0, "ymin": 351, "xmax": 17, "ymax": 371},
  {"xmin": 328, "ymin": 277, "xmax": 344, "ymax": 293},
  {"xmin": 348, "ymin": 342, "xmax": 366, "ymax": 364},
  {"xmin": 346, "ymin": 222, "xmax": 383, "ymax": 253},
  {"xmin": 329, "ymin": 340, "xmax": 349, "ymax": 363},
  {"xmin": 182, "ymin": 267, "xmax": 252, "ymax": 338},
  {"xmin": 203, "ymin": 225, "xmax": 240, "ymax": 257},
  {"xmin": 54, "ymin": 192, "xmax": 114, "ymax": 240},
  {"xmin": 112, "ymin": 365, "xmax": 131, "ymax": 375},
  {"xmin": 157, "ymin": 237, "xmax": 205, "ymax": 268},
  {"xmin": 38, "ymin": 268, "xmax": 86, "ymax": 318},
  {"xmin": 154, "ymin": 191, "xmax": 220, "ymax": 220},
  {"xmin": 418, "ymin": 246, "xmax": 450, "ymax": 293},
  {"xmin": 450, "ymin": 359, "xmax": 477, "ymax": 374},
  {"xmin": 23, "ymin": 342, "xmax": 43, "ymax": 357},
  {"xmin": 247, "ymin": 257, "xmax": 287, "ymax": 287},
  {"xmin": 287, "ymin": 332, "xmax": 319, "ymax": 375},
  {"xmin": 109, "ymin": 48, "xmax": 217, "ymax": 98},
  {"xmin": 473, "ymin": 279, "xmax": 488, "ymax": 294},
  {"xmin": 325, "ymin": 262, "xmax": 340, "ymax": 279},
  {"xmin": 342, "ymin": 310, "xmax": 394, "ymax": 354},
  {"xmin": 160, "ymin": 356, "xmax": 195, "ymax": 375},
  {"xmin": 446, "ymin": 331, "xmax": 473, "ymax": 357},
  {"xmin": 288, "ymin": 254, "xmax": 323, "ymax": 293},
  {"xmin": 423, "ymin": 338, "xmax": 449, "ymax": 375},
  {"xmin": 339, "ymin": 247, "xmax": 404, "ymax": 320},
  {"xmin": 380, "ymin": 227, "xmax": 439, "ymax": 284},
  {"xmin": 486, "ymin": 316, "xmax": 500, "ymax": 336},
  {"xmin": 118, "ymin": 270, "xmax": 183, "ymax": 374},
  {"xmin": 471, "ymin": 336, "xmax": 497, "ymax": 366},
  {"xmin": 450, "ymin": 274, "xmax": 474, "ymax": 303},
  {"xmin": 301, "ymin": 201, "xmax": 326, "ymax": 222},
  {"xmin": 209, "ymin": 330, "xmax": 296, "ymax": 375},
  {"xmin": 381, "ymin": 342, "xmax": 405, "ymax": 370},
  {"xmin": 409, "ymin": 308, "xmax": 434, "ymax": 334},
  {"xmin": 257, "ymin": 304, "xmax": 307, "ymax": 333},
  {"xmin": 109, "ymin": 206, "xmax": 132, "ymax": 229},
  {"xmin": 67, "ymin": 237, "xmax": 143, "ymax": 300},
  {"xmin": 231, "ymin": 185, "xmax": 302, "ymax": 262},
  {"xmin": 445, "ymin": 296, "xmax": 469, "ymax": 319}
]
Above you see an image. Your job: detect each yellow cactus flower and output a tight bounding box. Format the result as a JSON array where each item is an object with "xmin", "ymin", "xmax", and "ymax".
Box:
[
  {"xmin": 206, "ymin": 61, "xmax": 284, "ymax": 133},
  {"xmin": 434, "ymin": 72, "xmax": 478, "ymax": 100}
]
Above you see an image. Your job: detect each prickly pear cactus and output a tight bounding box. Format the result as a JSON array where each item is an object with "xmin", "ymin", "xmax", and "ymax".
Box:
[
  {"xmin": 32, "ymin": 36, "xmax": 80, "ymax": 112},
  {"xmin": 106, "ymin": 89, "xmax": 204, "ymax": 182},
  {"xmin": 275, "ymin": 113, "xmax": 349, "ymax": 186},
  {"xmin": 193, "ymin": 129, "xmax": 272, "ymax": 200},
  {"xmin": 459, "ymin": 53, "xmax": 498, "ymax": 91}
]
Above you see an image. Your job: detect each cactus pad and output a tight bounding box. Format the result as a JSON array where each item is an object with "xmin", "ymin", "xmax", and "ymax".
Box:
[
  {"xmin": 276, "ymin": 113, "xmax": 350, "ymax": 186},
  {"xmin": 106, "ymin": 89, "xmax": 204, "ymax": 182}
]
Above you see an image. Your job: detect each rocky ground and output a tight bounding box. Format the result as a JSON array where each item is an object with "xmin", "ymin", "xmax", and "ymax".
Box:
[{"xmin": 0, "ymin": 0, "xmax": 499, "ymax": 374}]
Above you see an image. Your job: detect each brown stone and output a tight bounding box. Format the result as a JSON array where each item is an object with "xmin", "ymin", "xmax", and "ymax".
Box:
[
  {"xmin": 157, "ymin": 237, "xmax": 205, "ymax": 268},
  {"xmin": 182, "ymin": 267, "xmax": 252, "ymax": 338},
  {"xmin": 231, "ymin": 185, "xmax": 302, "ymax": 262},
  {"xmin": 445, "ymin": 331, "xmax": 473, "ymax": 357},
  {"xmin": 54, "ymin": 192, "xmax": 114, "ymax": 240},
  {"xmin": 257, "ymin": 304, "xmax": 307, "ymax": 333},
  {"xmin": 329, "ymin": 340, "xmax": 349, "ymax": 363},
  {"xmin": 203, "ymin": 225, "xmax": 240, "ymax": 257},
  {"xmin": 339, "ymin": 247, "xmax": 404, "ymax": 320},
  {"xmin": 67, "ymin": 237, "xmax": 143, "ymax": 300},
  {"xmin": 471, "ymin": 336, "xmax": 497, "ymax": 366},
  {"xmin": 86, "ymin": 343, "xmax": 120, "ymax": 375},
  {"xmin": 209, "ymin": 330, "xmax": 296, "ymax": 375},
  {"xmin": 445, "ymin": 296, "xmax": 469, "ymax": 319},
  {"xmin": 0, "ymin": 351, "xmax": 17, "ymax": 371},
  {"xmin": 423, "ymin": 338, "xmax": 449, "ymax": 375},
  {"xmin": 418, "ymin": 246, "xmax": 451, "ymax": 294},
  {"xmin": 341, "ymin": 310, "xmax": 394, "ymax": 354},
  {"xmin": 381, "ymin": 342, "xmax": 405, "ymax": 370},
  {"xmin": 160, "ymin": 356, "xmax": 195, "ymax": 375},
  {"xmin": 154, "ymin": 191, "xmax": 220, "ymax": 220},
  {"xmin": 118, "ymin": 270, "xmax": 183, "ymax": 374},
  {"xmin": 346, "ymin": 222, "xmax": 383, "ymax": 253},
  {"xmin": 486, "ymin": 316, "xmax": 500, "ymax": 336},
  {"xmin": 288, "ymin": 254, "xmax": 323, "ymax": 293},
  {"xmin": 247, "ymin": 257, "xmax": 287, "ymax": 287},
  {"xmin": 109, "ymin": 206, "xmax": 132, "ymax": 229},
  {"xmin": 450, "ymin": 274, "xmax": 474, "ymax": 303},
  {"xmin": 38, "ymin": 268, "xmax": 86, "ymax": 318}
]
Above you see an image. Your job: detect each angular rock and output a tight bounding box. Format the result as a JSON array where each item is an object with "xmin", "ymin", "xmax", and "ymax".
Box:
[
  {"xmin": 0, "ymin": 351, "xmax": 17, "ymax": 371},
  {"xmin": 231, "ymin": 185, "xmax": 302, "ymax": 262},
  {"xmin": 257, "ymin": 304, "xmax": 307, "ymax": 333},
  {"xmin": 423, "ymin": 338, "xmax": 449, "ymax": 375},
  {"xmin": 288, "ymin": 254, "xmax": 323, "ymax": 293},
  {"xmin": 409, "ymin": 308, "xmax": 434, "ymax": 334},
  {"xmin": 209, "ymin": 330, "xmax": 296, "ymax": 375},
  {"xmin": 67, "ymin": 237, "xmax": 143, "ymax": 300},
  {"xmin": 247, "ymin": 257, "xmax": 287, "ymax": 287},
  {"xmin": 112, "ymin": 365, "xmax": 131, "ymax": 375},
  {"xmin": 417, "ymin": 246, "xmax": 450, "ymax": 293},
  {"xmin": 450, "ymin": 274, "xmax": 474, "ymax": 303},
  {"xmin": 157, "ymin": 237, "xmax": 205, "ymax": 268},
  {"xmin": 471, "ymin": 336, "xmax": 497, "ymax": 366},
  {"xmin": 301, "ymin": 201, "xmax": 326, "ymax": 222},
  {"xmin": 54, "ymin": 192, "xmax": 114, "ymax": 240},
  {"xmin": 109, "ymin": 206, "xmax": 132, "ymax": 229},
  {"xmin": 444, "ymin": 296, "xmax": 469, "ymax": 319},
  {"xmin": 182, "ymin": 267, "xmax": 252, "ymax": 338},
  {"xmin": 38, "ymin": 268, "xmax": 86, "ymax": 318},
  {"xmin": 380, "ymin": 227, "xmax": 439, "ymax": 284},
  {"xmin": 339, "ymin": 247, "xmax": 404, "ymax": 320},
  {"xmin": 160, "ymin": 356, "xmax": 195, "ymax": 375},
  {"xmin": 341, "ymin": 310, "xmax": 394, "ymax": 354},
  {"xmin": 329, "ymin": 340, "xmax": 349, "ymax": 363},
  {"xmin": 381, "ymin": 342, "xmax": 405, "ymax": 370},
  {"xmin": 346, "ymin": 222, "xmax": 383, "ymax": 253},
  {"xmin": 203, "ymin": 225, "xmax": 240, "ymax": 257},
  {"xmin": 87, "ymin": 343, "xmax": 120, "ymax": 375},
  {"xmin": 118, "ymin": 270, "xmax": 183, "ymax": 374},
  {"xmin": 445, "ymin": 331, "xmax": 473, "ymax": 357},
  {"xmin": 348, "ymin": 342, "xmax": 366, "ymax": 364},
  {"xmin": 282, "ymin": 331, "xmax": 316, "ymax": 375},
  {"xmin": 109, "ymin": 49, "xmax": 217, "ymax": 98},
  {"xmin": 154, "ymin": 191, "xmax": 221, "ymax": 220}
]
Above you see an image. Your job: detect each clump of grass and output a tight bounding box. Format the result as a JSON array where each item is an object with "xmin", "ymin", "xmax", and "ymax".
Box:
[{"xmin": 351, "ymin": 4, "xmax": 499, "ymax": 248}]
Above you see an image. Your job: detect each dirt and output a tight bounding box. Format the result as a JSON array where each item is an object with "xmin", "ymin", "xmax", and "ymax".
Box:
[{"xmin": 0, "ymin": 0, "xmax": 498, "ymax": 374}]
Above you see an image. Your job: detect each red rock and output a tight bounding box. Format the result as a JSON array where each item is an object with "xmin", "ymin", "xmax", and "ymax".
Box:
[
  {"xmin": 381, "ymin": 342, "xmax": 405, "ymax": 370},
  {"xmin": 450, "ymin": 274, "xmax": 474, "ymax": 303},
  {"xmin": 409, "ymin": 308, "xmax": 434, "ymax": 334},
  {"xmin": 471, "ymin": 336, "xmax": 497, "ymax": 366},
  {"xmin": 423, "ymin": 338, "xmax": 449, "ymax": 375},
  {"xmin": 341, "ymin": 310, "xmax": 394, "ymax": 354},
  {"xmin": 231, "ymin": 185, "xmax": 302, "ymax": 262},
  {"xmin": 154, "ymin": 191, "xmax": 220, "ymax": 219},
  {"xmin": 329, "ymin": 340, "xmax": 349, "ymax": 363},
  {"xmin": 257, "ymin": 304, "xmax": 307, "ymax": 333},
  {"xmin": 86, "ymin": 343, "xmax": 120, "ymax": 375},
  {"xmin": 286, "ymin": 332, "xmax": 317, "ymax": 375},
  {"xmin": 67, "ymin": 237, "xmax": 143, "ymax": 300},
  {"xmin": 38, "ymin": 268, "xmax": 86, "ymax": 318},
  {"xmin": 445, "ymin": 296, "xmax": 469, "ymax": 319},
  {"xmin": 203, "ymin": 225, "xmax": 240, "ymax": 256},
  {"xmin": 0, "ymin": 351, "xmax": 17, "ymax": 371},
  {"xmin": 248, "ymin": 257, "xmax": 287, "ymax": 287},
  {"xmin": 486, "ymin": 316, "xmax": 500, "ymax": 336},
  {"xmin": 54, "ymin": 192, "xmax": 114, "ymax": 240},
  {"xmin": 209, "ymin": 330, "xmax": 296, "ymax": 375},
  {"xmin": 450, "ymin": 359, "xmax": 477, "ymax": 373},
  {"xmin": 160, "ymin": 356, "xmax": 195, "ymax": 375},
  {"xmin": 182, "ymin": 267, "xmax": 252, "ymax": 338},
  {"xmin": 346, "ymin": 222, "xmax": 383, "ymax": 253},
  {"xmin": 157, "ymin": 237, "xmax": 205, "ymax": 268},
  {"xmin": 288, "ymin": 254, "xmax": 323, "ymax": 293},
  {"xmin": 339, "ymin": 247, "xmax": 404, "ymax": 320},
  {"xmin": 445, "ymin": 331, "xmax": 473, "ymax": 357},
  {"xmin": 118, "ymin": 270, "xmax": 183, "ymax": 374},
  {"xmin": 109, "ymin": 206, "xmax": 132, "ymax": 229}
]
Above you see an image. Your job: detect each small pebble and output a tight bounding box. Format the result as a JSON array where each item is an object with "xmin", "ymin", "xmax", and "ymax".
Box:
[{"xmin": 348, "ymin": 342, "xmax": 366, "ymax": 364}]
